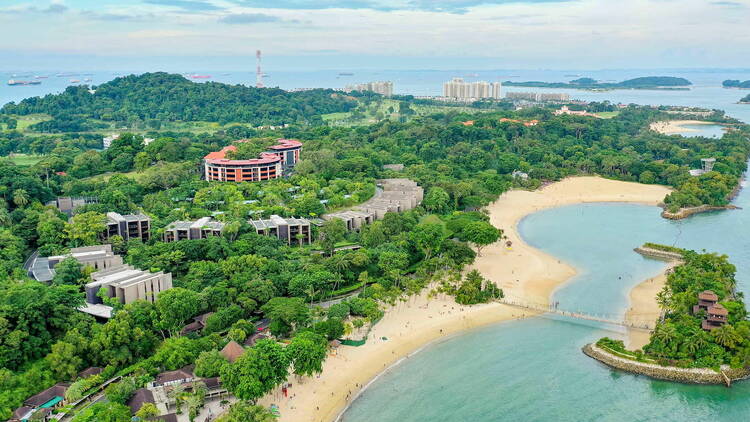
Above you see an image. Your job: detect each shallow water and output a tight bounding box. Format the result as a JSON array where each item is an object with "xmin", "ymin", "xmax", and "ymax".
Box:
[
  {"xmin": 341, "ymin": 178, "xmax": 750, "ymax": 422},
  {"xmin": 675, "ymin": 124, "xmax": 727, "ymax": 138}
]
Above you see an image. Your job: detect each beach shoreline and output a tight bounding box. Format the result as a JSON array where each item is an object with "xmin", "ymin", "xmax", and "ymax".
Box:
[
  {"xmin": 625, "ymin": 263, "xmax": 675, "ymax": 350},
  {"xmin": 649, "ymin": 119, "xmax": 717, "ymax": 135},
  {"xmin": 264, "ymin": 176, "xmax": 672, "ymax": 422}
]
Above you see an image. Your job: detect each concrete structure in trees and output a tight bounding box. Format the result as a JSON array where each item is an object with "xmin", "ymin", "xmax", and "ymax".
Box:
[
  {"xmin": 163, "ymin": 217, "xmax": 225, "ymax": 242},
  {"xmin": 324, "ymin": 178, "xmax": 423, "ymax": 230},
  {"xmin": 250, "ymin": 214, "xmax": 313, "ymax": 245},
  {"xmin": 102, "ymin": 212, "xmax": 151, "ymax": 242},
  {"xmin": 85, "ymin": 265, "xmax": 173, "ymax": 306},
  {"xmin": 31, "ymin": 244, "xmax": 123, "ymax": 282}
]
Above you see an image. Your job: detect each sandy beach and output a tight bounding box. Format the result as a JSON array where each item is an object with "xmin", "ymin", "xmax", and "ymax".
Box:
[
  {"xmin": 262, "ymin": 176, "xmax": 672, "ymax": 422},
  {"xmin": 258, "ymin": 290, "xmax": 529, "ymax": 422},
  {"xmin": 473, "ymin": 176, "xmax": 672, "ymax": 307},
  {"xmin": 649, "ymin": 120, "xmax": 714, "ymax": 135},
  {"xmin": 625, "ymin": 263, "xmax": 675, "ymax": 350}
]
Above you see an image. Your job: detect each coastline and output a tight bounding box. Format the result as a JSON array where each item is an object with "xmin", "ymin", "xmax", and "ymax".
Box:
[
  {"xmin": 583, "ymin": 343, "xmax": 750, "ymax": 385},
  {"xmin": 264, "ymin": 176, "xmax": 672, "ymax": 422},
  {"xmin": 259, "ymin": 290, "xmax": 530, "ymax": 422},
  {"xmin": 625, "ymin": 263, "xmax": 674, "ymax": 350},
  {"xmin": 649, "ymin": 119, "xmax": 716, "ymax": 135},
  {"xmin": 473, "ymin": 176, "xmax": 672, "ymax": 308}
]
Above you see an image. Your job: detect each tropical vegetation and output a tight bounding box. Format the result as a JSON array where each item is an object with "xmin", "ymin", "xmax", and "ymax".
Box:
[{"xmin": 0, "ymin": 74, "xmax": 749, "ymax": 419}]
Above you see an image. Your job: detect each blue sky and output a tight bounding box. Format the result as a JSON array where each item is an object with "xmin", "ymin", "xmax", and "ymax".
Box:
[{"xmin": 0, "ymin": 0, "xmax": 748, "ymax": 71}]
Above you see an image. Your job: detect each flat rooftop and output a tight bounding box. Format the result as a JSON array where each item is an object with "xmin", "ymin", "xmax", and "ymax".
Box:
[{"xmin": 78, "ymin": 302, "xmax": 113, "ymax": 319}]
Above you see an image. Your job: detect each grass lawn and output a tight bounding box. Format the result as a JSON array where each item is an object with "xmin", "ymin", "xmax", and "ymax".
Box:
[
  {"xmin": 3, "ymin": 153, "xmax": 45, "ymax": 166},
  {"xmin": 595, "ymin": 111, "xmax": 620, "ymax": 119},
  {"xmin": 84, "ymin": 169, "xmax": 148, "ymax": 183},
  {"xmin": 9, "ymin": 114, "xmax": 52, "ymax": 132}
]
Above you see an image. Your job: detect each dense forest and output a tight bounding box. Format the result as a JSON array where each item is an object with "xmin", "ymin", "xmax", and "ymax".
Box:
[
  {"xmin": 503, "ymin": 76, "xmax": 692, "ymax": 90},
  {"xmin": 723, "ymin": 80, "xmax": 750, "ymax": 89},
  {"xmin": 0, "ymin": 89, "xmax": 749, "ymax": 419},
  {"xmin": 0, "ymin": 73, "xmax": 360, "ymax": 131},
  {"xmin": 600, "ymin": 247, "xmax": 750, "ymax": 370}
]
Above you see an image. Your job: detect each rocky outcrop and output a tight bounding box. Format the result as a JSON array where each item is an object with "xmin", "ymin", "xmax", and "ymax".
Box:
[
  {"xmin": 661, "ymin": 204, "xmax": 739, "ymax": 220},
  {"xmin": 583, "ymin": 343, "xmax": 750, "ymax": 386}
]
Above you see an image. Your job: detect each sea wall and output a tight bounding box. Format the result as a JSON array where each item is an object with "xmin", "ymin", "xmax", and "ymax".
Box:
[
  {"xmin": 633, "ymin": 247, "xmax": 683, "ymax": 262},
  {"xmin": 583, "ymin": 343, "xmax": 750, "ymax": 386},
  {"xmin": 661, "ymin": 204, "xmax": 738, "ymax": 220}
]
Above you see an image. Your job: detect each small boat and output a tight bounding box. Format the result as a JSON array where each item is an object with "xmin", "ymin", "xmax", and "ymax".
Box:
[
  {"xmin": 34, "ymin": 75, "xmax": 48, "ymax": 79},
  {"xmin": 338, "ymin": 72, "xmax": 354, "ymax": 76},
  {"xmin": 190, "ymin": 74, "xmax": 211, "ymax": 79},
  {"xmin": 84, "ymin": 78, "xmax": 92, "ymax": 82},
  {"xmin": 8, "ymin": 79, "xmax": 41, "ymax": 86},
  {"xmin": 69, "ymin": 79, "xmax": 81, "ymax": 83}
]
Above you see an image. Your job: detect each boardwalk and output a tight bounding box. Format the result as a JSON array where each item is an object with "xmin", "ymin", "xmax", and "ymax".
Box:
[{"xmin": 498, "ymin": 298, "xmax": 657, "ymax": 331}]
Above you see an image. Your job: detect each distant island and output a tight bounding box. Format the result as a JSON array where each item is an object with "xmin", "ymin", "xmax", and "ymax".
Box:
[
  {"xmin": 723, "ymin": 79, "xmax": 750, "ymax": 89},
  {"xmin": 741, "ymin": 93, "xmax": 750, "ymax": 104},
  {"xmin": 503, "ymin": 76, "xmax": 692, "ymax": 90}
]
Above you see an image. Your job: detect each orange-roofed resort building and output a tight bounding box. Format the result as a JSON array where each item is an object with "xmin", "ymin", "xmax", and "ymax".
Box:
[{"xmin": 203, "ymin": 139, "xmax": 302, "ymax": 182}]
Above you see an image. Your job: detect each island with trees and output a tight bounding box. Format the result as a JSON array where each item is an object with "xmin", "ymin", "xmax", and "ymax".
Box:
[
  {"xmin": 723, "ymin": 80, "xmax": 750, "ymax": 89},
  {"xmin": 504, "ymin": 76, "xmax": 692, "ymax": 90},
  {"xmin": 741, "ymin": 93, "xmax": 750, "ymax": 104},
  {"xmin": 1, "ymin": 73, "xmax": 749, "ymax": 420},
  {"xmin": 586, "ymin": 245, "xmax": 750, "ymax": 384}
]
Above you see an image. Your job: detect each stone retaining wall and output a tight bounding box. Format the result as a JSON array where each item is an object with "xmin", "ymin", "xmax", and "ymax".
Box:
[
  {"xmin": 633, "ymin": 247, "xmax": 683, "ymax": 262},
  {"xmin": 583, "ymin": 343, "xmax": 750, "ymax": 385}
]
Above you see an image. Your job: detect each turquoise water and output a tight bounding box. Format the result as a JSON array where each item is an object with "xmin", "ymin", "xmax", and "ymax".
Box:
[
  {"xmin": 675, "ymin": 124, "xmax": 727, "ymax": 138},
  {"xmin": 342, "ymin": 181, "xmax": 750, "ymax": 421}
]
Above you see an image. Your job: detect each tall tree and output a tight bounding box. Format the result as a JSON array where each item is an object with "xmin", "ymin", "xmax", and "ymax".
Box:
[
  {"xmin": 65, "ymin": 211, "xmax": 106, "ymax": 247},
  {"xmin": 155, "ymin": 288, "xmax": 202, "ymax": 336},
  {"xmin": 462, "ymin": 221, "xmax": 501, "ymax": 256},
  {"xmin": 260, "ymin": 297, "xmax": 310, "ymax": 338},
  {"xmin": 219, "ymin": 339, "xmax": 289, "ymax": 402}
]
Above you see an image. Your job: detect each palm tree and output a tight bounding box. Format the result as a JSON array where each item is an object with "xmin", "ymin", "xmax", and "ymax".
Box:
[
  {"xmin": 0, "ymin": 209, "xmax": 10, "ymax": 227},
  {"xmin": 166, "ymin": 384, "xmax": 185, "ymax": 412},
  {"xmin": 684, "ymin": 333, "xmax": 708, "ymax": 356},
  {"xmin": 12, "ymin": 189, "xmax": 29, "ymax": 207},
  {"xmin": 185, "ymin": 394, "xmax": 203, "ymax": 422},
  {"xmin": 713, "ymin": 325, "xmax": 742, "ymax": 349},
  {"xmin": 328, "ymin": 254, "xmax": 350, "ymax": 275},
  {"xmin": 306, "ymin": 285, "xmax": 319, "ymax": 306},
  {"xmin": 655, "ymin": 289, "xmax": 671, "ymax": 311},
  {"xmin": 653, "ymin": 324, "xmax": 677, "ymax": 345}
]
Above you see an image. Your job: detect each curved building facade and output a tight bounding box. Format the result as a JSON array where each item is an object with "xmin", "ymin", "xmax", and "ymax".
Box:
[{"xmin": 203, "ymin": 139, "xmax": 302, "ymax": 182}]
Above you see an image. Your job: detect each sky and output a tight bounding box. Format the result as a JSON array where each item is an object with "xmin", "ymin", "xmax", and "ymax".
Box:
[{"xmin": 0, "ymin": 0, "xmax": 749, "ymax": 71}]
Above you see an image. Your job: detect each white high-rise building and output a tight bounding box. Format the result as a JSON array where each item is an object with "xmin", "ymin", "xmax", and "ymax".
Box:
[
  {"xmin": 442, "ymin": 78, "xmax": 501, "ymax": 100},
  {"xmin": 345, "ymin": 81, "xmax": 393, "ymax": 97}
]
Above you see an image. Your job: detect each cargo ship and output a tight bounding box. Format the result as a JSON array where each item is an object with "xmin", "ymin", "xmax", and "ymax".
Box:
[
  {"xmin": 190, "ymin": 74, "xmax": 211, "ymax": 79},
  {"xmin": 7, "ymin": 79, "xmax": 41, "ymax": 86}
]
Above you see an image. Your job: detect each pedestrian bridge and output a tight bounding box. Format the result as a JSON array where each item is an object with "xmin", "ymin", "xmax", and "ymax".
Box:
[{"xmin": 497, "ymin": 298, "xmax": 657, "ymax": 331}]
